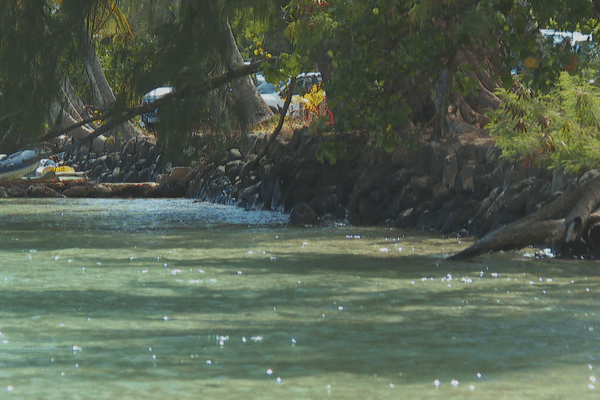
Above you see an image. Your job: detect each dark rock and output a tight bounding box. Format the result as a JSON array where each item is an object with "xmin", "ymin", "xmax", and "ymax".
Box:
[
  {"xmin": 239, "ymin": 155, "xmax": 258, "ymax": 178},
  {"xmin": 411, "ymin": 175, "xmax": 434, "ymax": 198},
  {"xmin": 438, "ymin": 199, "xmax": 480, "ymax": 233},
  {"xmin": 105, "ymin": 167, "xmax": 122, "ymax": 183},
  {"xmin": 241, "ymin": 181, "xmax": 262, "ymax": 202},
  {"xmin": 88, "ymin": 165, "xmax": 101, "ymax": 179},
  {"xmin": 268, "ymin": 138, "xmax": 287, "ymax": 160},
  {"xmin": 321, "ymin": 194, "xmax": 338, "ymax": 214},
  {"xmin": 415, "ymin": 209, "xmax": 439, "ymax": 231},
  {"xmin": 123, "ymin": 170, "xmax": 141, "ymax": 183},
  {"xmin": 137, "ymin": 139, "xmax": 154, "ymax": 160},
  {"xmin": 430, "ymin": 188, "xmax": 454, "ymax": 211},
  {"xmin": 214, "ymin": 165, "xmax": 226, "ymax": 178},
  {"xmin": 394, "ymin": 208, "xmax": 417, "ymax": 229},
  {"xmin": 227, "ymin": 148, "xmax": 243, "ymax": 161},
  {"xmin": 125, "ymin": 153, "xmax": 136, "ymax": 167},
  {"xmin": 259, "ymin": 162, "xmax": 274, "ymax": 180},
  {"xmin": 105, "ymin": 153, "xmax": 119, "ymax": 170},
  {"xmin": 225, "ymin": 160, "xmax": 243, "ymax": 181},
  {"xmin": 289, "ymin": 202, "xmax": 318, "ymax": 226},
  {"xmin": 138, "ymin": 168, "xmax": 151, "ymax": 183},
  {"xmin": 135, "ymin": 159, "xmax": 146, "ymax": 171}
]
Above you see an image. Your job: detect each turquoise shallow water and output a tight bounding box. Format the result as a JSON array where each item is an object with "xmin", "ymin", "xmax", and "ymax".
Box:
[{"xmin": 1, "ymin": 198, "xmax": 600, "ymax": 399}]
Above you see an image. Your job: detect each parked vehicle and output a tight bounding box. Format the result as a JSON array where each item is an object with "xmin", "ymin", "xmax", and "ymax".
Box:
[
  {"xmin": 140, "ymin": 86, "xmax": 174, "ymax": 130},
  {"xmin": 258, "ymin": 72, "xmax": 324, "ymax": 117}
]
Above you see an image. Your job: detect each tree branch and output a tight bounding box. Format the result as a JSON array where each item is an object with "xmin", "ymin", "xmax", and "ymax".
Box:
[
  {"xmin": 42, "ymin": 57, "xmax": 278, "ymax": 145},
  {"xmin": 238, "ymin": 77, "xmax": 297, "ymax": 182}
]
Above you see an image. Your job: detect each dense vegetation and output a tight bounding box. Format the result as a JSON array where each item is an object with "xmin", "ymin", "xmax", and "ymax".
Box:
[{"xmin": 0, "ymin": 0, "xmax": 599, "ymax": 171}]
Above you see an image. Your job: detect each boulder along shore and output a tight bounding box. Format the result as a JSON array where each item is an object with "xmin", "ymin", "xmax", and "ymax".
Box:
[
  {"xmin": 188, "ymin": 121, "xmax": 579, "ymax": 239},
  {"xmin": 0, "ymin": 122, "xmax": 583, "ymax": 245}
]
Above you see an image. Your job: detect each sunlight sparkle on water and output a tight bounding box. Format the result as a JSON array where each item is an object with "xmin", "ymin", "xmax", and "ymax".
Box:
[{"xmin": 2, "ymin": 199, "xmax": 600, "ymax": 399}]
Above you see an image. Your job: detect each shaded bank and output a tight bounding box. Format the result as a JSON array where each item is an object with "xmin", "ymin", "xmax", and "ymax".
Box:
[
  {"xmin": 188, "ymin": 123, "xmax": 575, "ymax": 240},
  {"xmin": 4, "ymin": 124, "xmax": 594, "ymax": 258},
  {"xmin": 188, "ymin": 124, "xmax": 600, "ymax": 259}
]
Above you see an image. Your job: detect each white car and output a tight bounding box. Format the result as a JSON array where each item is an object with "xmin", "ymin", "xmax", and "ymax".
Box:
[
  {"xmin": 258, "ymin": 72, "xmax": 324, "ymax": 117},
  {"xmin": 140, "ymin": 86, "xmax": 174, "ymax": 129}
]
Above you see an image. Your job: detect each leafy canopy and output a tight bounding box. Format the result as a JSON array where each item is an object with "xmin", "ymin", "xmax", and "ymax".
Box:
[
  {"xmin": 274, "ymin": 0, "xmax": 600, "ymax": 163},
  {"xmin": 489, "ymin": 73, "xmax": 600, "ymax": 174}
]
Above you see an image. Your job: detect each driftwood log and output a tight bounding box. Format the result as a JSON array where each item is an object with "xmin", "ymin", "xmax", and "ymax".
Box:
[
  {"xmin": 450, "ymin": 174, "xmax": 600, "ymax": 260},
  {"xmin": 0, "ymin": 181, "xmax": 185, "ymax": 199}
]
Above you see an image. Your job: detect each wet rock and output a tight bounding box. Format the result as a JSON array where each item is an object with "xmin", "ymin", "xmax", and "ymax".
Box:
[
  {"xmin": 416, "ymin": 209, "xmax": 439, "ymax": 231},
  {"xmin": 289, "ymin": 202, "xmax": 318, "ymax": 226},
  {"xmin": 239, "ymin": 155, "xmax": 258, "ymax": 179},
  {"xmin": 394, "ymin": 208, "xmax": 417, "ymax": 229},
  {"xmin": 225, "ymin": 160, "xmax": 243, "ymax": 181},
  {"xmin": 241, "ymin": 181, "xmax": 262, "ymax": 202}
]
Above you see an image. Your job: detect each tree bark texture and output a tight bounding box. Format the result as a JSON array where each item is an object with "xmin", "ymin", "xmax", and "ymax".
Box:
[
  {"xmin": 219, "ymin": 19, "xmax": 273, "ymax": 127},
  {"xmin": 49, "ymin": 78, "xmax": 106, "ymax": 154},
  {"xmin": 79, "ymin": 23, "xmax": 138, "ymax": 141},
  {"xmin": 43, "ymin": 58, "xmax": 277, "ymax": 155},
  {"xmin": 450, "ymin": 175, "xmax": 600, "ymax": 260}
]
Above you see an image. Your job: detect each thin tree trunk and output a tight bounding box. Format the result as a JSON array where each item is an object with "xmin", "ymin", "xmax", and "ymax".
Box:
[
  {"xmin": 49, "ymin": 77, "xmax": 106, "ymax": 154},
  {"xmin": 219, "ymin": 18, "xmax": 273, "ymax": 126},
  {"xmin": 80, "ymin": 23, "xmax": 138, "ymax": 141}
]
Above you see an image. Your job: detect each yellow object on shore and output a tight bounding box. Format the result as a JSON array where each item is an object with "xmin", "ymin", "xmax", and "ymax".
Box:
[{"xmin": 55, "ymin": 166, "xmax": 76, "ymax": 174}]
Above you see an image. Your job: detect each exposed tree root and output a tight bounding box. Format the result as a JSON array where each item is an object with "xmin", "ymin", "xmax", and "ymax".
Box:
[{"xmin": 449, "ymin": 176, "xmax": 600, "ymax": 260}]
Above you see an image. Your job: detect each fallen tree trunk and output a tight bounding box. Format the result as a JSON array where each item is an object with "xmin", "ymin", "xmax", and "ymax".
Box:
[
  {"xmin": 0, "ymin": 181, "xmax": 183, "ymax": 198},
  {"xmin": 450, "ymin": 175, "xmax": 600, "ymax": 260}
]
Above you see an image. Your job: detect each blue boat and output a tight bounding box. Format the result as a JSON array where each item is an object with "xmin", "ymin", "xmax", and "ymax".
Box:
[{"xmin": 0, "ymin": 150, "xmax": 40, "ymax": 180}]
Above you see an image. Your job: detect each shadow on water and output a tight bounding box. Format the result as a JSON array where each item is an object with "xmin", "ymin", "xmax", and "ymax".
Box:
[
  {"xmin": 2, "ymin": 250, "xmax": 600, "ymax": 384},
  {"xmin": 2, "ymin": 199, "xmax": 600, "ymax": 389}
]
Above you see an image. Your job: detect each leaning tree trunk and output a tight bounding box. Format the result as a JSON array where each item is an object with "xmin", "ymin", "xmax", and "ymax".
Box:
[
  {"xmin": 450, "ymin": 174, "xmax": 600, "ymax": 260},
  {"xmin": 80, "ymin": 24, "xmax": 138, "ymax": 141},
  {"xmin": 49, "ymin": 77, "xmax": 106, "ymax": 154},
  {"xmin": 218, "ymin": 18, "xmax": 273, "ymax": 127}
]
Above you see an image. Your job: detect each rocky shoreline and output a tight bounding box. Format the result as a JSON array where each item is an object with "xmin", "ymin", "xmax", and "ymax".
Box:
[
  {"xmin": 0, "ymin": 122, "xmax": 583, "ymax": 241},
  {"xmin": 188, "ymin": 121, "xmax": 578, "ymax": 240}
]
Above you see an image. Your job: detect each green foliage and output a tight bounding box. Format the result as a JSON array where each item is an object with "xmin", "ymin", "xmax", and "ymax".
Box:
[
  {"xmin": 1, "ymin": 0, "xmax": 599, "ymax": 162},
  {"xmin": 316, "ymin": 133, "xmax": 346, "ymax": 164},
  {"xmin": 283, "ymin": 0, "xmax": 509, "ymax": 149},
  {"xmin": 487, "ymin": 73, "xmax": 600, "ymax": 173},
  {"xmin": 0, "ymin": 1, "xmax": 76, "ymax": 151},
  {"xmin": 281, "ymin": 0, "xmax": 600, "ymax": 163}
]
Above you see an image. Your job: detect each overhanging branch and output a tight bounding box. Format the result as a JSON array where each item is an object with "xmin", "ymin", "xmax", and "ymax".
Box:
[{"xmin": 42, "ymin": 57, "xmax": 278, "ymax": 145}]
